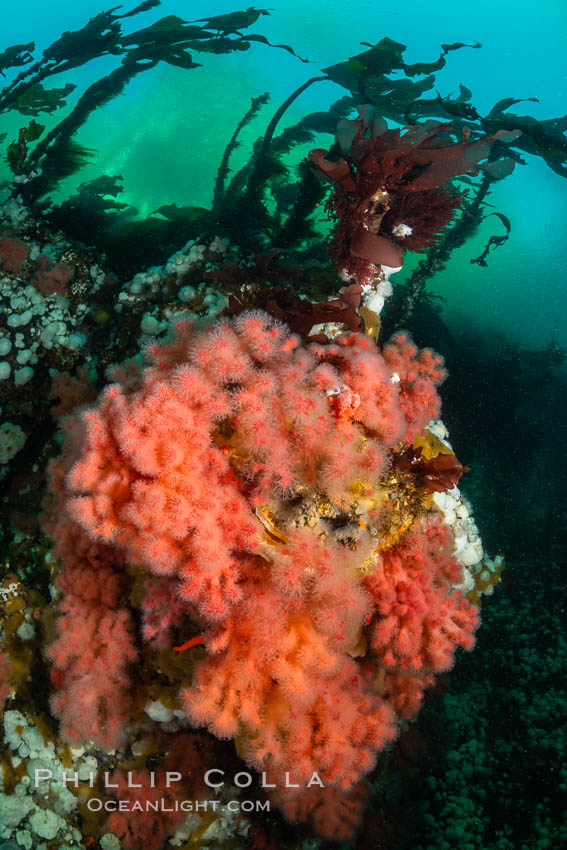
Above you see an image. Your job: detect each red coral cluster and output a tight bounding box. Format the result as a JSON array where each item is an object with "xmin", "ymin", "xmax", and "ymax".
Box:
[
  {"xmin": 49, "ymin": 368, "xmax": 97, "ymax": 420},
  {"xmin": 0, "ymin": 236, "xmax": 75, "ymax": 294},
  {"xmin": 44, "ymin": 311, "xmax": 478, "ymax": 838},
  {"xmin": 367, "ymin": 517, "xmax": 479, "ymax": 719},
  {"xmin": 31, "ymin": 254, "xmax": 74, "ymax": 296},
  {"xmin": 0, "ymin": 236, "xmax": 29, "ymax": 273},
  {"xmin": 184, "ymin": 533, "xmax": 396, "ymax": 790},
  {"xmin": 104, "ymin": 732, "xmax": 213, "ymax": 850},
  {"xmin": 273, "ymin": 781, "xmax": 369, "ymax": 841},
  {"xmin": 44, "ymin": 531, "xmax": 137, "ymax": 748},
  {"xmin": 309, "ymin": 105, "xmax": 519, "ymax": 284}
]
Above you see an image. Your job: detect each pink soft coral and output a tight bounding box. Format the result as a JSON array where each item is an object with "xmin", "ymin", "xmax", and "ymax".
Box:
[
  {"xmin": 43, "ymin": 311, "xmax": 477, "ymax": 837},
  {"xmin": 104, "ymin": 732, "xmax": 213, "ymax": 850},
  {"xmin": 184, "ymin": 534, "xmax": 396, "ymax": 790},
  {"xmin": 31, "ymin": 255, "xmax": 74, "ymax": 296},
  {"xmin": 45, "ymin": 547, "xmax": 137, "ymax": 747},
  {"xmin": 52, "ymin": 314, "xmax": 438, "ymax": 625},
  {"xmin": 366, "ymin": 516, "xmax": 479, "ymax": 718},
  {"xmin": 273, "ymin": 782, "xmax": 369, "ymax": 841},
  {"xmin": 44, "ymin": 455, "xmax": 137, "ymax": 747},
  {"xmin": 49, "ymin": 368, "xmax": 97, "ymax": 420},
  {"xmin": 0, "ymin": 237, "xmax": 29, "ymax": 273},
  {"xmin": 382, "ymin": 332, "xmax": 446, "ymax": 443}
]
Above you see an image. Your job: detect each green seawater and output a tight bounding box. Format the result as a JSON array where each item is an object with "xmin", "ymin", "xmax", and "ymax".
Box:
[{"xmin": 2, "ymin": 0, "xmax": 566, "ymax": 351}]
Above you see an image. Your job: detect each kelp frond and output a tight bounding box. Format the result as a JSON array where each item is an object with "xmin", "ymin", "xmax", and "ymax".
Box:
[{"xmin": 213, "ymin": 92, "xmax": 270, "ymax": 213}]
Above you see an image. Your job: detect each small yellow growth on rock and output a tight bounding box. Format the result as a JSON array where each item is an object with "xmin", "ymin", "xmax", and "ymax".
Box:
[
  {"xmin": 359, "ymin": 304, "xmax": 381, "ymax": 340},
  {"xmin": 413, "ymin": 429, "xmax": 452, "ymax": 460},
  {"xmin": 467, "ymin": 556, "xmax": 505, "ymax": 605}
]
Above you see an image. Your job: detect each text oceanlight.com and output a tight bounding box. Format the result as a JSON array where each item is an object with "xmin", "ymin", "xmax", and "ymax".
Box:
[{"xmin": 86, "ymin": 798, "xmax": 271, "ymax": 813}]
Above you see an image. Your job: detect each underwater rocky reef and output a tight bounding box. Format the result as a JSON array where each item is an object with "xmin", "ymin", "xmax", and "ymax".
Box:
[{"xmin": 0, "ymin": 3, "xmax": 566, "ymax": 850}]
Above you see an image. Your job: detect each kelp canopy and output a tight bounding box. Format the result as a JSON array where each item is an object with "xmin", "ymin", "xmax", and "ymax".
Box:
[{"xmin": 1, "ymin": 3, "xmax": 566, "ymax": 303}]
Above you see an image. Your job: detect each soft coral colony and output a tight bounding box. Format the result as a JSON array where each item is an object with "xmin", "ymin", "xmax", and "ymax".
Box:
[{"xmin": 43, "ymin": 309, "xmax": 494, "ymax": 838}]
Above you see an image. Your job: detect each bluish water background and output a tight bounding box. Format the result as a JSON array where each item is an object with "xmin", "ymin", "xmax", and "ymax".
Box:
[{"xmin": 2, "ymin": 0, "xmax": 566, "ymax": 350}]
